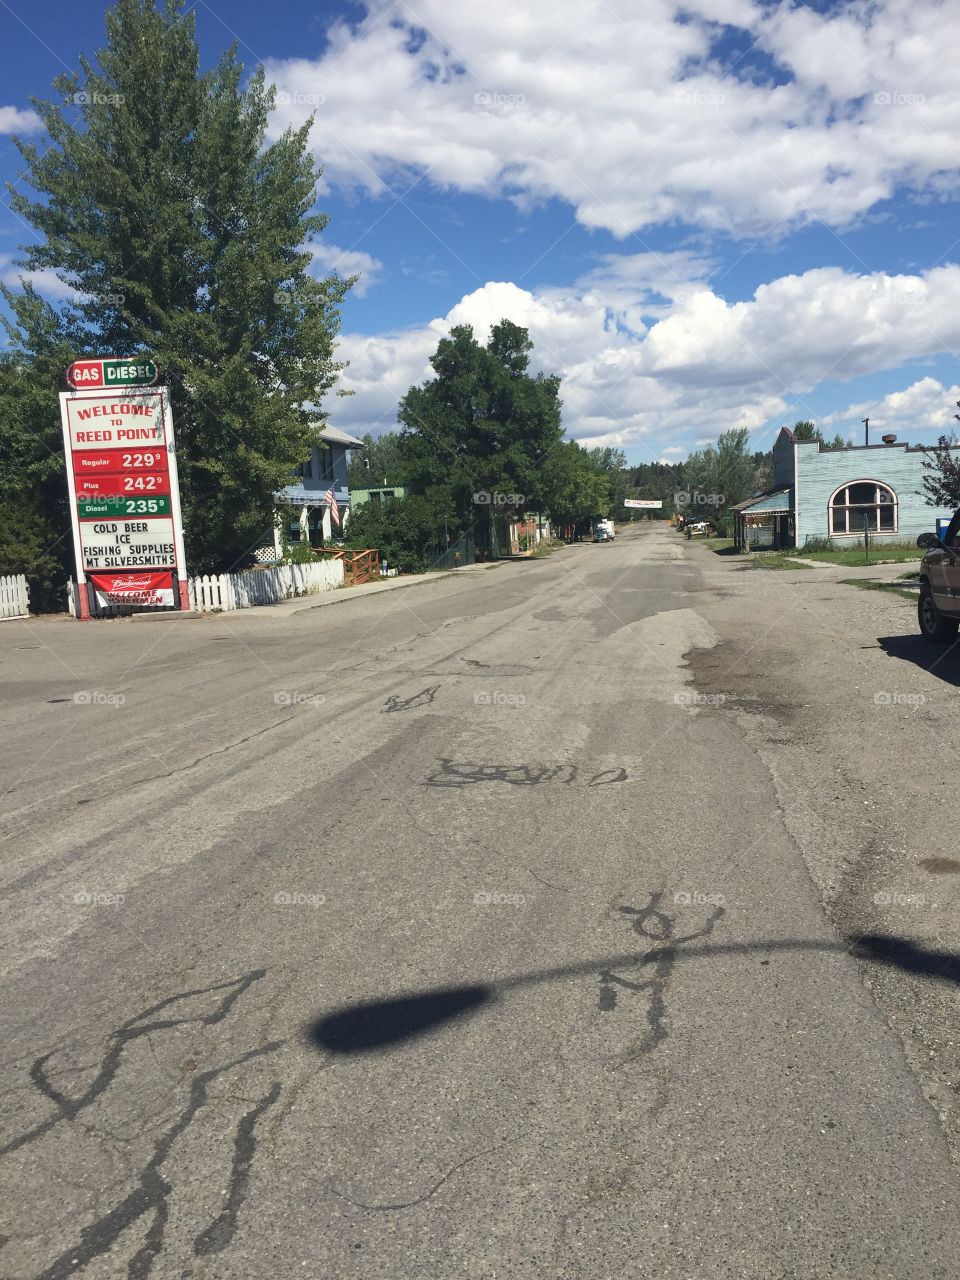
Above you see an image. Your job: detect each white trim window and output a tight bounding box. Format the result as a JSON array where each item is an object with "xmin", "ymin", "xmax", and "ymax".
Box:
[{"xmin": 829, "ymin": 480, "xmax": 897, "ymax": 535}]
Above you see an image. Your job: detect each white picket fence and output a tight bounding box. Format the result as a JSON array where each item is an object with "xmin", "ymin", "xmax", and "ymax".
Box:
[
  {"xmin": 66, "ymin": 559, "xmax": 344, "ymax": 617},
  {"xmin": 0, "ymin": 574, "xmax": 29, "ymax": 619},
  {"xmin": 188, "ymin": 559, "xmax": 344, "ymax": 612}
]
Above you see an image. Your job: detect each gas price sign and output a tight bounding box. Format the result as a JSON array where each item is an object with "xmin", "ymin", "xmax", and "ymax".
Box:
[{"xmin": 59, "ymin": 377, "xmax": 188, "ymax": 616}]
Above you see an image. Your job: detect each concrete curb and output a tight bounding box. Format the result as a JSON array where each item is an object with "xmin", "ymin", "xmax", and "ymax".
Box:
[
  {"xmin": 292, "ymin": 564, "xmax": 506, "ymax": 614},
  {"xmin": 128, "ymin": 610, "xmax": 202, "ymax": 621}
]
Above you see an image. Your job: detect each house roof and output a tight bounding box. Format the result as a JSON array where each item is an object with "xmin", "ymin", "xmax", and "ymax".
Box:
[
  {"xmin": 316, "ymin": 425, "xmax": 366, "ymax": 448},
  {"xmin": 730, "ymin": 486, "xmax": 794, "ymax": 514}
]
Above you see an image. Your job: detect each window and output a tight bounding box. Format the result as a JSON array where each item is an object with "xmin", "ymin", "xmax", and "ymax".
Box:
[
  {"xmin": 317, "ymin": 447, "xmax": 335, "ymax": 481},
  {"xmin": 829, "ymin": 481, "xmax": 897, "ymax": 535}
]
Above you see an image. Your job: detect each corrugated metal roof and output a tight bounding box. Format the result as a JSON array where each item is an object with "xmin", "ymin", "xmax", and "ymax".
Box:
[{"xmin": 731, "ymin": 487, "xmax": 793, "ymax": 513}]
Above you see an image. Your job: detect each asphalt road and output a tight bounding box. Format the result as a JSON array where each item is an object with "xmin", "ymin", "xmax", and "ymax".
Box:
[{"xmin": 2, "ymin": 523, "xmax": 960, "ymax": 1279}]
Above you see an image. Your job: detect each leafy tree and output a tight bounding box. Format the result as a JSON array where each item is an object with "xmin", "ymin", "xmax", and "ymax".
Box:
[
  {"xmin": 587, "ymin": 446, "xmax": 630, "ymax": 519},
  {"xmin": 587, "ymin": 446, "xmax": 627, "ymax": 472},
  {"xmin": 345, "ymin": 431, "xmax": 406, "ymax": 489},
  {"xmin": 2, "ymin": 0, "xmax": 352, "ymax": 576},
  {"xmin": 0, "ymin": 494, "xmax": 68, "ymax": 612},
  {"xmin": 398, "ymin": 321, "xmax": 564, "ymax": 545},
  {"xmin": 920, "ymin": 434, "xmax": 960, "ymax": 508},
  {"xmin": 752, "ymin": 449, "xmax": 773, "ymax": 492},
  {"xmin": 0, "ymin": 307, "xmax": 79, "ymax": 607},
  {"xmin": 679, "ymin": 428, "xmax": 757, "ymax": 533},
  {"xmin": 343, "ymin": 491, "xmax": 451, "ymax": 574},
  {"xmin": 791, "ymin": 420, "xmax": 846, "ymax": 448},
  {"xmin": 541, "ymin": 441, "xmax": 610, "ymax": 534}
]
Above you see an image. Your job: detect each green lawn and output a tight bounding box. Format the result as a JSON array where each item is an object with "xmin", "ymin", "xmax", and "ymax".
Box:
[
  {"xmin": 840, "ymin": 577, "xmax": 919, "ymax": 601},
  {"xmin": 701, "ymin": 537, "xmax": 737, "ymax": 554},
  {"xmin": 792, "ymin": 544, "xmax": 921, "ymax": 567},
  {"xmin": 746, "ymin": 552, "xmax": 807, "ymax": 570}
]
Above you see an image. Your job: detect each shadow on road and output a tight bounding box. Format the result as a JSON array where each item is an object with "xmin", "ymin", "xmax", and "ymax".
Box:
[
  {"xmin": 306, "ymin": 933, "xmax": 959, "ymax": 1056},
  {"xmin": 877, "ymin": 633, "xmax": 960, "ymax": 687}
]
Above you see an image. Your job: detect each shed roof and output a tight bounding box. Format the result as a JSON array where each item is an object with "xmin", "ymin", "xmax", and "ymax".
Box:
[{"xmin": 730, "ymin": 487, "xmax": 794, "ymax": 514}]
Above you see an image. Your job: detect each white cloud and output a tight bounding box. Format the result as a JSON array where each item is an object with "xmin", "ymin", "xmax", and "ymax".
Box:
[
  {"xmin": 0, "ymin": 256, "xmax": 79, "ymax": 301},
  {"xmin": 0, "ymin": 106, "xmax": 43, "ymax": 134},
  {"xmin": 333, "ymin": 261, "xmax": 960, "ymax": 457},
  {"xmin": 309, "ymin": 242, "xmax": 383, "ymax": 296},
  {"xmin": 265, "ymin": 0, "xmax": 960, "ymax": 238},
  {"xmin": 823, "ymin": 377, "xmax": 960, "ymax": 437}
]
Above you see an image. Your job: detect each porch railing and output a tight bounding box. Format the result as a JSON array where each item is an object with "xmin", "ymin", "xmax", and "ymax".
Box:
[{"xmin": 317, "ymin": 547, "xmax": 380, "ymax": 586}]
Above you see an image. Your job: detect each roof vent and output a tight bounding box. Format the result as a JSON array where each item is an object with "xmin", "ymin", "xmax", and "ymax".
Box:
[{"xmin": 882, "ymin": 433, "xmax": 897, "ymax": 444}]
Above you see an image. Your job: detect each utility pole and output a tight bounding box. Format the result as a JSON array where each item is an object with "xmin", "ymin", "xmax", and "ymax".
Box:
[{"xmin": 862, "ymin": 417, "xmax": 869, "ymax": 446}]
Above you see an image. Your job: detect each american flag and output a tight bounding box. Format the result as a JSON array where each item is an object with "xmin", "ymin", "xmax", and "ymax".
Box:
[{"xmin": 323, "ymin": 487, "xmax": 341, "ymax": 528}]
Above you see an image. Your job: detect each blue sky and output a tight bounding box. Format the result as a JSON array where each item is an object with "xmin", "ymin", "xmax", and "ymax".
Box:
[{"xmin": 3, "ymin": 0, "xmax": 960, "ymax": 463}]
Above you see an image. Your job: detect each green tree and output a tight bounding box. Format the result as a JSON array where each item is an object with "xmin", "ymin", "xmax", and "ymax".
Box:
[
  {"xmin": 2, "ymin": 0, "xmax": 352, "ymax": 576},
  {"xmin": 398, "ymin": 321, "xmax": 564, "ymax": 545},
  {"xmin": 0, "ymin": 305, "xmax": 79, "ymax": 607},
  {"xmin": 680, "ymin": 428, "xmax": 757, "ymax": 534},
  {"xmin": 791, "ymin": 420, "xmax": 845, "ymax": 448},
  {"xmin": 626, "ymin": 461, "xmax": 686, "ymax": 518},
  {"xmin": 587, "ymin": 446, "xmax": 630, "ymax": 519},
  {"xmin": 345, "ymin": 431, "xmax": 406, "ymax": 489},
  {"xmin": 343, "ymin": 491, "xmax": 451, "ymax": 574},
  {"xmin": 541, "ymin": 441, "xmax": 610, "ymax": 534},
  {"xmin": 791, "ymin": 420, "xmax": 818, "ymax": 441},
  {"xmin": 920, "ymin": 434, "xmax": 960, "ymax": 508}
]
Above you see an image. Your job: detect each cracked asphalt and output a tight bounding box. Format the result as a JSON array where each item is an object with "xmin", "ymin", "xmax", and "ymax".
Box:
[{"xmin": 2, "ymin": 522, "xmax": 960, "ymax": 1279}]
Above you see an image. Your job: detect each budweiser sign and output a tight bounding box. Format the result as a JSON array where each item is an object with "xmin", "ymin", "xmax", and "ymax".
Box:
[{"xmin": 88, "ymin": 571, "xmax": 175, "ymax": 607}]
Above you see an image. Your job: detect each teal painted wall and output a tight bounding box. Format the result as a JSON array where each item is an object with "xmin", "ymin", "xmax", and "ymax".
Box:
[{"xmin": 795, "ymin": 441, "xmax": 955, "ymax": 546}]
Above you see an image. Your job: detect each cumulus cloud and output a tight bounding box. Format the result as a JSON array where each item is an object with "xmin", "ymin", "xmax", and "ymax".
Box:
[
  {"xmin": 0, "ymin": 256, "xmax": 79, "ymax": 301},
  {"xmin": 265, "ymin": 0, "xmax": 960, "ymax": 238},
  {"xmin": 0, "ymin": 106, "xmax": 43, "ymax": 134},
  {"xmin": 823, "ymin": 377, "xmax": 960, "ymax": 437},
  {"xmin": 333, "ymin": 262, "xmax": 960, "ymax": 456},
  {"xmin": 309, "ymin": 242, "xmax": 383, "ymax": 296}
]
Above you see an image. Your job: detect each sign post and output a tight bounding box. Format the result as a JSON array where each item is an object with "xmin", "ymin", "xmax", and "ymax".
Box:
[{"xmin": 59, "ymin": 369, "xmax": 189, "ymax": 617}]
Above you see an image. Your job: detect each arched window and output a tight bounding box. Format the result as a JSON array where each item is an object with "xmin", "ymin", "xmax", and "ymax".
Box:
[{"xmin": 829, "ymin": 481, "xmax": 897, "ymax": 535}]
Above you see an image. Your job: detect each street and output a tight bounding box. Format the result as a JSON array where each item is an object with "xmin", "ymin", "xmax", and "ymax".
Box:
[{"xmin": 2, "ymin": 522, "xmax": 960, "ymax": 1279}]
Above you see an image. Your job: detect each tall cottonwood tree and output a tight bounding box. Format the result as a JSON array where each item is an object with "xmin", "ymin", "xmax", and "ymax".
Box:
[
  {"xmin": 2, "ymin": 0, "xmax": 352, "ymax": 575},
  {"xmin": 398, "ymin": 321, "xmax": 565, "ymax": 544}
]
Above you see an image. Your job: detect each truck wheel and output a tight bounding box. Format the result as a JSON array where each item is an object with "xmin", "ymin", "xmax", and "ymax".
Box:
[{"xmin": 918, "ymin": 587, "xmax": 959, "ymax": 644}]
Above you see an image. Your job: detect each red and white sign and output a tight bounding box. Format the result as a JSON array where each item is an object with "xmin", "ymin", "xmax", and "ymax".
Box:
[
  {"xmin": 66, "ymin": 357, "xmax": 158, "ymax": 390},
  {"xmin": 64, "ymin": 392, "xmax": 165, "ymax": 451},
  {"xmin": 72, "ymin": 446, "xmax": 168, "ymax": 473},
  {"xmin": 60, "ymin": 381, "xmax": 188, "ymax": 618},
  {"xmin": 89, "ymin": 571, "xmax": 175, "ymax": 608}
]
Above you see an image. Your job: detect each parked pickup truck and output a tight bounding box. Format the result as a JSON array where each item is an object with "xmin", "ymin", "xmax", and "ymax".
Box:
[
  {"xmin": 593, "ymin": 519, "xmax": 615, "ymax": 542},
  {"xmin": 917, "ymin": 511, "xmax": 960, "ymax": 642}
]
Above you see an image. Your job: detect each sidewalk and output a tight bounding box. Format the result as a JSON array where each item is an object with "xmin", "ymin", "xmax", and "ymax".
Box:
[
  {"xmin": 788, "ymin": 556, "xmax": 918, "ymax": 575},
  {"xmin": 164, "ymin": 560, "xmax": 510, "ymax": 622}
]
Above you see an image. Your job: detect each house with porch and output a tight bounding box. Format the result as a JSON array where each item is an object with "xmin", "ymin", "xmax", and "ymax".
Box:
[{"xmin": 261, "ymin": 424, "xmax": 365, "ymax": 562}]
